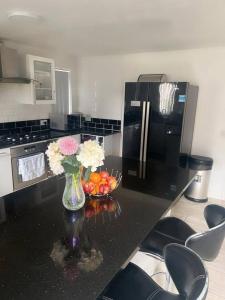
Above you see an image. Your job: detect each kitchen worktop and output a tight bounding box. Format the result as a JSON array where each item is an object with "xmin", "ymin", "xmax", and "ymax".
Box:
[
  {"xmin": 0, "ymin": 128, "xmax": 120, "ymax": 149},
  {"xmin": 53, "ymin": 127, "xmax": 121, "ymax": 137},
  {"xmin": 0, "ymin": 156, "xmax": 195, "ymax": 299}
]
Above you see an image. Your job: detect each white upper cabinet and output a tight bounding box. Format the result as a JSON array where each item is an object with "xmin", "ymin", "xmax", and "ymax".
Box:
[{"xmin": 26, "ymin": 55, "xmax": 56, "ymax": 104}]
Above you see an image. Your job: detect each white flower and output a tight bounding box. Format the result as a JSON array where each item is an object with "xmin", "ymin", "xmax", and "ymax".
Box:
[
  {"xmin": 77, "ymin": 140, "xmax": 104, "ymax": 172},
  {"xmin": 46, "ymin": 141, "xmax": 65, "ymax": 175}
]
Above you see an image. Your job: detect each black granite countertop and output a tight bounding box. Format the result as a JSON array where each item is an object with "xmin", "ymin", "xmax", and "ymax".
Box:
[
  {"xmin": 51, "ymin": 127, "xmax": 120, "ymax": 137},
  {"xmin": 0, "ymin": 129, "xmax": 120, "ymax": 150},
  {"xmin": 0, "ymin": 156, "xmax": 196, "ymax": 300}
]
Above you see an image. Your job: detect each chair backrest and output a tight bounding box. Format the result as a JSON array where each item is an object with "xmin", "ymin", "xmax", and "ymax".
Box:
[
  {"xmin": 204, "ymin": 204, "xmax": 225, "ymax": 228},
  {"xmin": 164, "ymin": 244, "xmax": 208, "ymax": 300},
  {"xmin": 185, "ymin": 204, "xmax": 225, "ymax": 261}
]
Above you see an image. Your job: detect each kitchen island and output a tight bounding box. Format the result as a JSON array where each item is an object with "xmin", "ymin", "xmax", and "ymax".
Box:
[{"xmin": 0, "ymin": 156, "xmax": 195, "ymax": 300}]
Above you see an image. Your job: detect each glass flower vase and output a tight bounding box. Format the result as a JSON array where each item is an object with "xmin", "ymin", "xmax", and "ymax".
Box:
[{"xmin": 62, "ymin": 173, "xmax": 85, "ymax": 211}]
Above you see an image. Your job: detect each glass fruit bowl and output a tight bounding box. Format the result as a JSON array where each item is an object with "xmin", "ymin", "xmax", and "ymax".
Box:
[{"xmin": 82, "ymin": 169, "xmax": 122, "ymax": 197}]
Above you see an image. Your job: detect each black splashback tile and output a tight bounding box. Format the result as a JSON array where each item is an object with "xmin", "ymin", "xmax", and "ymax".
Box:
[
  {"xmin": 88, "ymin": 122, "xmax": 96, "ymax": 128},
  {"xmin": 0, "ymin": 129, "xmax": 10, "ymax": 135},
  {"xmin": 92, "ymin": 118, "xmax": 101, "ymax": 123},
  {"xmin": 32, "ymin": 125, "xmax": 41, "ymax": 132},
  {"xmin": 108, "ymin": 119, "xmax": 118, "ymax": 125},
  {"xmin": 0, "ymin": 119, "xmax": 50, "ymax": 136},
  {"xmin": 27, "ymin": 120, "xmax": 38, "ymax": 126},
  {"xmin": 113, "ymin": 125, "xmax": 121, "ymax": 131},
  {"xmin": 16, "ymin": 121, "xmax": 27, "ymax": 128},
  {"xmin": 21, "ymin": 127, "xmax": 32, "ymax": 133},
  {"xmin": 104, "ymin": 124, "xmax": 112, "ymax": 130},
  {"xmin": 4, "ymin": 122, "xmax": 15, "ymax": 129},
  {"xmin": 9, "ymin": 128, "xmax": 21, "ymax": 134},
  {"xmin": 100, "ymin": 119, "xmax": 109, "ymax": 124},
  {"xmin": 96, "ymin": 123, "xmax": 103, "ymax": 129},
  {"xmin": 67, "ymin": 115, "xmax": 121, "ymax": 133}
]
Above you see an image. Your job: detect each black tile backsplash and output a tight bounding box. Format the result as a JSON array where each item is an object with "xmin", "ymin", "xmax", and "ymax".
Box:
[
  {"xmin": 27, "ymin": 120, "xmax": 39, "ymax": 126},
  {"xmin": 15, "ymin": 121, "xmax": 27, "ymax": 128},
  {"xmin": 32, "ymin": 125, "xmax": 41, "ymax": 132},
  {"xmin": 67, "ymin": 115, "xmax": 121, "ymax": 133},
  {"xmin": 4, "ymin": 122, "xmax": 16, "ymax": 129},
  {"xmin": 104, "ymin": 124, "xmax": 112, "ymax": 130},
  {"xmin": 21, "ymin": 127, "xmax": 32, "ymax": 133},
  {"xmin": 92, "ymin": 118, "xmax": 101, "ymax": 123},
  {"xmin": 0, "ymin": 119, "xmax": 50, "ymax": 136},
  {"xmin": 96, "ymin": 123, "xmax": 103, "ymax": 129},
  {"xmin": 108, "ymin": 119, "xmax": 118, "ymax": 125},
  {"xmin": 100, "ymin": 119, "xmax": 109, "ymax": 124},
  {"xmin": 113, "ymin": 125, "xmax": 121, "ymax": 131}
]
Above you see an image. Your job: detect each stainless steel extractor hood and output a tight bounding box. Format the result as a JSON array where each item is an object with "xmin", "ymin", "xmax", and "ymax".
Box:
[{"xmin": 0, "ymin": 44, "xmax": 31, "ymax": 84}]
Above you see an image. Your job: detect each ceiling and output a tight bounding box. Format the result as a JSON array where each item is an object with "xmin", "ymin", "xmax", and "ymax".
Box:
[{"xmin": 1, "ymin": 0, "xmax": 225, "ymax": 56}]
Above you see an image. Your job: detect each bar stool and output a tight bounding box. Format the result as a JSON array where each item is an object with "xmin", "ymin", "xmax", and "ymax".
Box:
[
  {"xmin": 140, "ymin": 204, "xmax": 225, "ymax": 261},
  {"xmin": 99, "ymin": 243, "xmax": 208, "ymax": 300}
]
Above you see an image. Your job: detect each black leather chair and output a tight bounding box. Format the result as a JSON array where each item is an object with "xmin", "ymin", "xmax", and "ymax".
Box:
[
  {"xmin": 141, "ymin": 204, "xmax": 225, "ymax": 261},
  {"xmin": 99, "ymin": 244, "xmax": 208, "ymax": 300}
]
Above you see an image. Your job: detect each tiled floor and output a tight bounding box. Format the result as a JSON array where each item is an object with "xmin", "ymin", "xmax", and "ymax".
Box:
[{"xmin": 131, "ymin": 196, "xmax": 225, "ymax": 300}]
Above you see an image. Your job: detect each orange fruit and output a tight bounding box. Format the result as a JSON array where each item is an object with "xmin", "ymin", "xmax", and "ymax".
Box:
[
  {"xmin": 91, "ymin": 188, "xmax": 97, "ymax": 195},
  {"xmin": 90, "ymin": 172, "xmax": 101, "ymax": 184},
  {"xmin": 99, "ymin": 178, "xmax": 107, "ymax": 185},
  {"xmin": 95, "ymin": 183, "xmax": 100, "ymax": 194}
]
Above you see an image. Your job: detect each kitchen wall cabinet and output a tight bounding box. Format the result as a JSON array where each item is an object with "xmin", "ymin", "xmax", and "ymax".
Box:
[
  {"xmin": 26, "ymin": 55, "xmax": 56, "ymax": 104},
  {"xmin": 0, "ymin": 148, "xmax": 13, "ymax": 197}
]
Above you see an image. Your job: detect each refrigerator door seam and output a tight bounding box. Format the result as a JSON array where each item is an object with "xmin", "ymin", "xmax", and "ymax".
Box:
[{"xmin": 140, "ymin": 101, "xmax": 146, "ymax": 161}]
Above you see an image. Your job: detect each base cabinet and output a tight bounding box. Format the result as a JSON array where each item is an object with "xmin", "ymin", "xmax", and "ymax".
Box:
[
  {"xmin": 104, "ymin": 133, "xmax": 121, "ymax": 157},
  {"xmin": 70, "ymin": 134, "xmax": 81, "ymax": 144},
  {"xmin": 0, "ymin": 148, "xmax": 13, "ymax": 197}
]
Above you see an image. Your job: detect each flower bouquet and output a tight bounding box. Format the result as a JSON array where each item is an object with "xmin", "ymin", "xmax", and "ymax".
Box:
[{"xmin": 46, "ymin": 137, "xmax": 105, "ymax": 211}]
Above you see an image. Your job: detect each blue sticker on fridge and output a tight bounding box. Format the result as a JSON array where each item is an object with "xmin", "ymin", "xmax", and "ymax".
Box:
[{"xmin": 178, "ymin": 95, "xmax": 186, "ymax": 102}]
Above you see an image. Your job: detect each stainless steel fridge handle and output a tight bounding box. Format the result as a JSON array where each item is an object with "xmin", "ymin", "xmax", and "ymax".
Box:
[
  {"xmin": 140, "ymin": 101, "xmax": 146, "ymax": 161},
  {"xmin": 143, "ymin": 101, "xmax": 150, "ymax": 162}
]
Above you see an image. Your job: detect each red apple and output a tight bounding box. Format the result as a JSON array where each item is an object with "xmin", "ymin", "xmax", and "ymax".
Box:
[
  {"xmin": 83, "ymin": 182, "xmax": 90, "ymax": 193},
  {"xmin": 99, "ymin": 184, "xmax": 105, "ymax": 194},
  {"xmin": 103, "ymin": 184, "xmax": 110, "ymax": 195},
  {"xmin": 99, "ymin": 171, "xmax": 109, "ymax": 179},
  {"xmin": 88, "ymin": 181, "xmax": 95, "ymax": 192}
]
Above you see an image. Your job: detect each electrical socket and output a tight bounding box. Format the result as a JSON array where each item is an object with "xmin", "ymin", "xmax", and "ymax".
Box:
[{"xmin": 40, "ymin": 119, "xmax": 47, "ymax": 126}]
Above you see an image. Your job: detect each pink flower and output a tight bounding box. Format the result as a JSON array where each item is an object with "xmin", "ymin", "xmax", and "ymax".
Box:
[{"xmin": 58, "ymin": 137, "xmax": 79, "ymax": 156}]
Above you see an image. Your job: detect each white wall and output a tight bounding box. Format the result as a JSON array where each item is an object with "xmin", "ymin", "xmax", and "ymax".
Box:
[
  {"xmin": 0, "ymin": 41, "xmax": 78, "ymax": 122},
  {"xmin": 77, "ymin": 47, "xmax": 225, "ymax": 200}
]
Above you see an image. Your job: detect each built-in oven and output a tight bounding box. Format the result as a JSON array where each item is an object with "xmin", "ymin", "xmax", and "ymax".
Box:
[{"xmin": 10, "ymin": 141, "xmax": 50, "ymax": 191}]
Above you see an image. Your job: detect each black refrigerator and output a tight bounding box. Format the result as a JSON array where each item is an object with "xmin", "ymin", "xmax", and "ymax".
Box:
[{"xmin": 122, "ymin": 82, "xmax": 198, "ymax": 166}]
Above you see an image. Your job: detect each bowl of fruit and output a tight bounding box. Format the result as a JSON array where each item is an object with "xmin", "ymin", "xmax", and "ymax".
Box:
[{"xmin": 82, "ymin": 169, "xmax": 122, "ymax": 197}]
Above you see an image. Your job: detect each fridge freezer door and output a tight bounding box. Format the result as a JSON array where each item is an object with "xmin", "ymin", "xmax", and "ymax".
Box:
[
  {"xmin": 146, "ymin": 82, "xmax": 188, "ymax": 165},
  {"xmin": 123, "ymin": 82, "xmax": 149, "ymax": 160}
]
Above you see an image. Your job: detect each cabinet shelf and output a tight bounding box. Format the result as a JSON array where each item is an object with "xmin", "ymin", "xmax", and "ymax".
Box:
[{"xmin": 34, "ymin": 70, "xmax": 51, "ymax": 76}]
